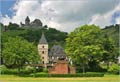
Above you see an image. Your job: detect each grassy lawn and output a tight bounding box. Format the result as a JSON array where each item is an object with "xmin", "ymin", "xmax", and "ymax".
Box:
[{"xmin": 0, "ymin": 74, "xmax": 119, "ymax": 82}]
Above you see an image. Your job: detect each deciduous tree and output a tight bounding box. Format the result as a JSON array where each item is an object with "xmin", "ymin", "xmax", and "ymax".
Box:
[{"xmin": 2, "ymin": 36, "xmax": 40, "ymax": 74}]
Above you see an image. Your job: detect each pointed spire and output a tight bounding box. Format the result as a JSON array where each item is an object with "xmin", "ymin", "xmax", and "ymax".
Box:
[
  {"xmin": 39, "ymin": 32, "xmax": 48, "ymax": 44},
  {"xmin": 25, "ymin": 16, "xmax": 30, "ymax": 22},
  {"xmin": 25, "ymin": 16, "xmax": 30, "ymax": 25}
]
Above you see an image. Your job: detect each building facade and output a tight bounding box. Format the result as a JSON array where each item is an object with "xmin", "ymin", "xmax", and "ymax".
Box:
[
  {"xmin": 38, "ymin": 33, "xmax": 48, "ymax": 67},
  {"xmin": 38, "ymin": 33, "xmax": 76, "ymax": 74}
]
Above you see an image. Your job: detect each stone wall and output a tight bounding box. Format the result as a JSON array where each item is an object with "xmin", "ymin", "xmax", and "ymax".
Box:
[
  {"xmin": 48, "ymin": 60, "xmax": 76, "ymax": 74},
  {"xmin": 69, "ymin": 66, "xmax": 76, "ymax": 74},
  {"xmin": 48, "ymin": 60, "xmax": 68, "ymax": 74}
]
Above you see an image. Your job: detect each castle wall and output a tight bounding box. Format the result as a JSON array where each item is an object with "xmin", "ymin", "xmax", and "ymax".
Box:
[
  {"xmin": 48, "ymin": 60, "xmax": 76, "ymax": 74},
  {"xmin": 48, "ymin": 60, "xmax": 69, "ymax": 74}
]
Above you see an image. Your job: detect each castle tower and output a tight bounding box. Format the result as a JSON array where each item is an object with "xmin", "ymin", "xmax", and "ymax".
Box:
[
  {"xmin": 25, "ymin": 16, "xmax": 30, "ymax": 25},
  {"xmin": 38, "ymin": 32, "xmax": 48, "ymax": 67}
]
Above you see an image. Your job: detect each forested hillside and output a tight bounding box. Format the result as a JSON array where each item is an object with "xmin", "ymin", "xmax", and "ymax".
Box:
[
  {"xmin": 102, "ymin": 24, "xmax": 119, "ymax": 48},
  {"xmin": 1, "ymin": 23, "xmax": 119, "ymax": 49},
  {"xmin": 1, "ymin": 23, "xmax": 68, "ymax": 48}
]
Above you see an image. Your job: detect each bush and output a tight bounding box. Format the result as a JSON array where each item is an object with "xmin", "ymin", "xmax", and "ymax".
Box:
[
  {"xmin": 43, "ymin": 68, "xmax": 48, "ymax": 73},
  {"xmin": 0, "ymin": 65, "xmax": 35, "ymax": 75},
  {"xmin": 20, "ymin": 72, "xmax": 104, "ymax": 77},
  {"xmin": 0, "ymin": 65, "xmax": 18, "ymax": 74},
  {"xmin": 35, "ymin": 73, "xmax": 104, "ymax": 77},
  {"xmin": 108, "ymin": 64, "xmax": 120, "ymax": 74},
  {"xmin": 0, "ymin": 65, "xmax": 7, "ymax": 74},
  {"xmin": 24, "ymin": 66, "xmax": 34, "ymax": 74}
]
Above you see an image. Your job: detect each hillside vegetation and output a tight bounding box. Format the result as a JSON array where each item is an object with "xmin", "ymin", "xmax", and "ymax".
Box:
[
  {"xmin": 102, "ymin": 24, "xmax": 119, "ymax": 48},
  {"xmin": 1, "ymin": 22, "xmax": 119, "ymax": 74}
]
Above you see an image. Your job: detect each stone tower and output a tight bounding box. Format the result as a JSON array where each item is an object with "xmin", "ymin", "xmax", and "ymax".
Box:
[
  {"xmin": 38, "ymin": 32, "xmax": 48, "ymax": 67},
  {"xmin": 25, "ymin": 16, "xmax": 30, "ymax": 25}
]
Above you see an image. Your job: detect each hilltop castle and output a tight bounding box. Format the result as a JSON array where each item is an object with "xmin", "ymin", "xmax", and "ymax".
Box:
[{"xmin": 20, "ymin": 16, "xmax": 47, "ymax": 29}]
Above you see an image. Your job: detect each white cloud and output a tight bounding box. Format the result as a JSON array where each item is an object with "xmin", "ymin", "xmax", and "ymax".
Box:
[
  {"xmin": 89, "ymin": 3, "xmax": 120, "ymax": 27},
  {"xmin": 1, "ymin": 0, "xmax": 120, "ymax": 32},
  {"xmin": 0, "ymin": 15, "xmax": 11, "ymax": 25},
  {"xmin": 116, "ymin": 16, "xmax": 120, "ymax": 24}
]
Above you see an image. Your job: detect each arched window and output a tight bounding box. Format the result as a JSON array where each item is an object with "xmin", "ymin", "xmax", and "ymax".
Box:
[{"xmin": 42, "ymin": 46, "xmax": 44, "ymax": 48}]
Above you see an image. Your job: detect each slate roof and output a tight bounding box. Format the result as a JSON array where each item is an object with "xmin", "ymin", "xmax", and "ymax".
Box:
[
  {"xmin": 39, "ymin": 32, "xmax": 48, "ymax": 44},
  {"xmin": 49, "ymin": 45, "xmax": 66, "ymax": 58}
]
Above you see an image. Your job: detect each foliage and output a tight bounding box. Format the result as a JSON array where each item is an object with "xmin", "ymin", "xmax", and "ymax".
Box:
[
  {"xmin": 0, "ymin": 65, "xmax": 18, "ymax": 74},
  {"xmin": 43, "ymin": 68, "xmax": 48, "ymax": 73},
  {"xmin": 102, "ymin": 24, "xmax": 119, "ymax": 48},
  {"xmin": 101, "ymin": 35, "xmax": 118, "ymax": 69},
  {"xmin": 65, "ymin": 25, "xmax": 103, "ymax": 73},
  {"xmin": 65, "ymin": 24, "xmax": 118, "ymax": 73},
  {"xmin": 2, "ymin": 36, "xmax": 39, "ymax": 73},
  {"xmin": 20, "ymin": 73, "xmax": 104, "ymax": 77},
  {"xmin": 2, "ymin": 27, "xmax": 67, "ymax": 48},
  {"xmin": 0, "ymin": 65, "xmax": 35, "ymax": 74},
  {"xmin": 102, "ymin": 24, "xmax": 119, "ymax": 62},
  {"xmin": 108, "ymin": 64, "xmax": 120, "ymax": 74},
  {"xmin": 20, "ymin": 28, "xmax": 68, "ymax": 48},
  {"xmin": 24, "ymin": 66, "xmax": 35, "ymax": 73},
  {"xmin": 7, "ymin": 22, "xmax": 20, "ymax": 30}
]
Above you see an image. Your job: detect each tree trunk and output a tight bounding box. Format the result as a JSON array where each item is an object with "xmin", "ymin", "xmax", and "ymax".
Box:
[
  {"xmin": 33, "ymin": 66, "xmax": 36, "ymax": 77},
  {"xmin": 107, "ymin": 62, "xmax": 109, "ymax": 70},
  {"xmin": 18, "ymin": 66, "xmax": 21, "ymax": 75},
  {"xmin": 82, "ymin": 62, "xmax": 85, "ymax": 74}
]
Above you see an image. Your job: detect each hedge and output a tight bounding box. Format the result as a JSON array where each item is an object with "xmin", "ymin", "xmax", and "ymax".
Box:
[
  {"xmin": 20, "ymin": 73, "xmax": 104, "ymax": 77},
  {"xmin": 0, "ymin": 65, "xmax": 36, "ymax": 75}
]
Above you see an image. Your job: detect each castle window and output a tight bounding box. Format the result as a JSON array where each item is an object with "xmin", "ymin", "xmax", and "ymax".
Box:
[
  {"xmin": 42, "ymin": 46, "xmax": 44, "ymax": 48},
  {"xmin": 52, "ymin": 56, "xmax": 54, "ymax": 59},
  {"xmin": 42, "ymin": 51, "xmax": 44, "ymax": 54},
  {"xmin": 42, "ymin": 61, "xmax": 44, "ymax": 64},
  {"xmin": 42, "ymin": 57, "xmax": 44, "ymax": 59}
]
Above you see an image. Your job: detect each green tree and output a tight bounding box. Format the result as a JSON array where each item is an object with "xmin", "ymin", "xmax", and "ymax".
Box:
[
  {"xmin": 2, "ymin": 36, "xmax": 40, "ymax": 74},
  {"xmin": 102, "ymin": 34, "xmax": 118, "ymax": 69},
  {"xmin": 7, "ymin": 22, "xmax": 19, "ymax": 30},
  {"xmin": 65, "ymin": 25, "xmax": 104, "ymax": 73}
]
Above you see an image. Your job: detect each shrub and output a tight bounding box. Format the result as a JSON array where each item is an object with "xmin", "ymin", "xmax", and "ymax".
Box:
[
  {"xmin": 24, "ymin": 66, "xmax": 34, "ymax": 74},
  {"xmin": 20, "ymin": 72, "xmax": 104, "ymax": 77},
  {"xmin": 0, "ymin": 65, "xmax": 35, "ymax": 75},
  {"xmin": 0, "ymin": 65, "xmax": 18, "ymax": 74},
  {"xmin": 0, "ymin": 65, "xmax": 7, "ymax": 74},
  {"xmin": 34, "ymin": 73, "xmax": 104, "ymax": 77},
  {"xmin": 108, "ymin": 64, "xmax": 120, "ymax": 74},
  {"xmin": 43, "ymin": 68, "xmax": 48, "ymax": 73}
]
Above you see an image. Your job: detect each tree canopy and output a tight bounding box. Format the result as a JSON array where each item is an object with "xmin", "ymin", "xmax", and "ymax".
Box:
[
  {"xmin": 2, "ymin": 36, "xmax": 40, "ymax": 73},
  {"xmin": 65, "ymin": 25, "xmax": 117, "ymax": 73}
]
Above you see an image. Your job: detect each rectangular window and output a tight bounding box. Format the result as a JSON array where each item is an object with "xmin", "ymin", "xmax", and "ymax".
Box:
[{"xmin": 42, "ymin": 51, "xmax": 44, "ymax": 54}]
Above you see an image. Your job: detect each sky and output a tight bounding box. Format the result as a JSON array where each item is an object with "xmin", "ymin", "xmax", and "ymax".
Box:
[{"xmin": 0, "ymin": 0, "xmax": 120, "ymax": 32}]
